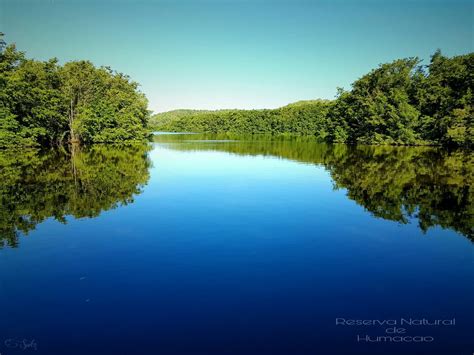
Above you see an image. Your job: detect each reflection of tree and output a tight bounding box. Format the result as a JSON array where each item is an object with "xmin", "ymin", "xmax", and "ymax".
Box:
[
  {"xmin": 0, "ymin": 144, "xmax": 151, "ymax": 247},
  {"xmin": 325, "ymin": 146, "xmax": 473, "ymax": 240},
  {"xmin": 155, "ymin": 134, "xmax": 473, "ymax": 240},
  {"xmin": 154, "ymin": 133, "xmax": 338, "ymax": 163}
]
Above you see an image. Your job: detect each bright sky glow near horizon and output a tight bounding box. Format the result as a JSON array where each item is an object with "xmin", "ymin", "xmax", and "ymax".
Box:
[{"xmin": 1, "ymin": 0, "xmax": 473, "ymax": 113}]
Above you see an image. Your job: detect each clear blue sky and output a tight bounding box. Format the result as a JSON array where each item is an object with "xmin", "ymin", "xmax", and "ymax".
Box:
[{"xmin": 1, "ymin": 0, "xmax": 473, "ymax": 112}]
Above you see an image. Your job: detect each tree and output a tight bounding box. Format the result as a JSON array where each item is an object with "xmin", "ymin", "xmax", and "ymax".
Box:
[
  {"xmin": 415, "ymin": 50, "xmax": 473, "ymax": 146},
  {"xmin": 327, "ymin": 58, "xmax": 422, "ymax": 145},
  {"xmin": 0, "ymin": 35, "xmax": 150, "ymax": 147}
]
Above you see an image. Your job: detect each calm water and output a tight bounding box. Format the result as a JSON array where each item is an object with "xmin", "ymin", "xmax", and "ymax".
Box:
[{"xmin": 0, "ymin": 134, "xmax": 472, "ymax": 355}]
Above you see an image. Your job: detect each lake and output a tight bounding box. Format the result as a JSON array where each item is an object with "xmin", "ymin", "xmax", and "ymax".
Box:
[{"xmin": 0, "ymin": 133, "xmax": 472, "ymax": 355}]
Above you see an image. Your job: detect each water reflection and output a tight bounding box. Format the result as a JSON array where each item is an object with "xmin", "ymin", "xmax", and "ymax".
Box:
[
  {"xmin": 0, "ymin": 144, "xmax": 151, "ymax": 247},
  {"xmin": 1, "ymin": 134, "xmax": 471, "ymax": 248},
  {"xmin": 155, "ymin": 133, "xmax": 473, "ymax": 240}
]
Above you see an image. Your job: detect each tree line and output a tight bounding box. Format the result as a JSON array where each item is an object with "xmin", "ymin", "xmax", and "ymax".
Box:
[
  {"xmin": 151, "ymin": 100, "xmax": 332, "ymax": 137},
  {"xmin": 153, "ymin": 51, "xmax": 473, "ymax": 147},
  {"xmin": 0, "ymin": 34, "xmax": 149, "ymax": 147}
]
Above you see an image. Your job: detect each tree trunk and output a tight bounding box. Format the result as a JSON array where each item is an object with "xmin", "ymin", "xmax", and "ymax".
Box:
[{"xmin": 69, "ymin": 98, "xmax": 78, "ymax": 143}]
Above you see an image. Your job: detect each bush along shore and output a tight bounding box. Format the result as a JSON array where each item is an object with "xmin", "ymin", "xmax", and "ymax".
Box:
[{"xmin": 152, "ymin": 51, "xmax": 473, "ymax": 147}]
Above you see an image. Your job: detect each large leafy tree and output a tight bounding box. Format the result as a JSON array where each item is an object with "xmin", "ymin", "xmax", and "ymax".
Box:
[
  {"xmin": 60, "ymin": 61, "xmax": 149, "ymax": 144},
  {"xmin": 327, "ymin": 58, "xmax": 422, "ymax": 145},
  {"xmin": 327, "ymin": 51, "xmax": 473, "ymax": 147},
  {"xmin": 415, "ymin": 50, "xmax": 473, "ymax": 146},
  {"xmin": 0, "ymin": 35, "xmax": 149, "ymax": 147},
  {"xmin": 0, "ymin": 35, "xmax": 65, "ymax": 146}
]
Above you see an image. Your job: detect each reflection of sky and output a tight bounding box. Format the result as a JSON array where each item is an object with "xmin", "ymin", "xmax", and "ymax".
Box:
[{"xmin": 2, "ymin": 0, "xmax": 472, "ymax": 112}]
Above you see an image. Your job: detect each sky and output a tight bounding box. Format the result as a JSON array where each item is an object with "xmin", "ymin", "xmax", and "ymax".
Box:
[{"xmin": 1, "ymin": 0, "xmax": 473, "ymax": 113}]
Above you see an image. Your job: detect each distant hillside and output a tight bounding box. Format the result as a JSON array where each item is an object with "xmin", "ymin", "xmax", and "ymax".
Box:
[
  {"xmin": 149, "ymin": 100, "xmax": 333, "ymax": 137},
  {"xmin": 149, "ymin": 109, "xmax": 210, "ymax": 128},
  {"xmin": 281, "ymin": 99, "xmax": 331, "ymax": 108},
  {"xmin": 149, "ymin": 100, "xmax": 331, "ymax": 130}
]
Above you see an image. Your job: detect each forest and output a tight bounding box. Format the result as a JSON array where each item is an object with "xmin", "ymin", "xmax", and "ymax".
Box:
[
  {"xmin": 2, "ymin": 31, "xmax": 472, "ymax": 148},
  {"xmin": 0, "ymin": 34, "xmax": 149, "ymax": 147},
  {"xmin": 152, "ymin": 51, "xmax": 473, "ymax": 147}
]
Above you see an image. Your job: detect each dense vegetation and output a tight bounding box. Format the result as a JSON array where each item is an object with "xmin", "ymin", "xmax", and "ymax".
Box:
[
  {"xmin": 149, "ymin": 109, "xmax": 212, "ymax": 129},
  {"xmin": 152, "ymin": 100, "xmax": 332, "ymax": 137},
  {"xmin": 153, "ymin": 51, "xmax": 473, "ymax": 147},
  {"xmin": 0, "ymin": 34, "xmax": 149, "ymax": 147},
  {"xmin": 155, "ymin": 133, "xmax": 473, "ymax": 240},
  {"xmin": 0, "ymin": 144, "xmax": 151, "ymax": 247},
  {"xmin": 1, "ymin": 32, "xmax": 471, "ymax": 148}
]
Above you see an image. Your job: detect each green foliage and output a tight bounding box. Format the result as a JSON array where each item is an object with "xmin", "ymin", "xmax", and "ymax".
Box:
[
  {"xmin": 0, "ymin": 35, "xmax": 149, "ymax": 147},
  {"xmin": 149, "ymin": 109, "xmax": 212, "ymax": 129},
  {"xmin": 414, "ymin": 50, "xmax": 473, "ymax": 146},
  {"xmin": 0, "ymin": 144, "xmax": 151, "ymax": 247},
  {"xmin": 152, "ymin": 100, "xmax": 332, "ymax": 139},
  {"xmin": 327, "ymin": 52, "xmax": 473, "ymax": 146},
  {"xmin": 152, "ymin": 51, "xmax": 473, "ymax": 147},
  {"xmin": 2, "ymin": 33, "xmax": 471, "ymax": 148},
  {"xmin": 327, "ymin": 58, "xmax": 423, "ymax": 145}
]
